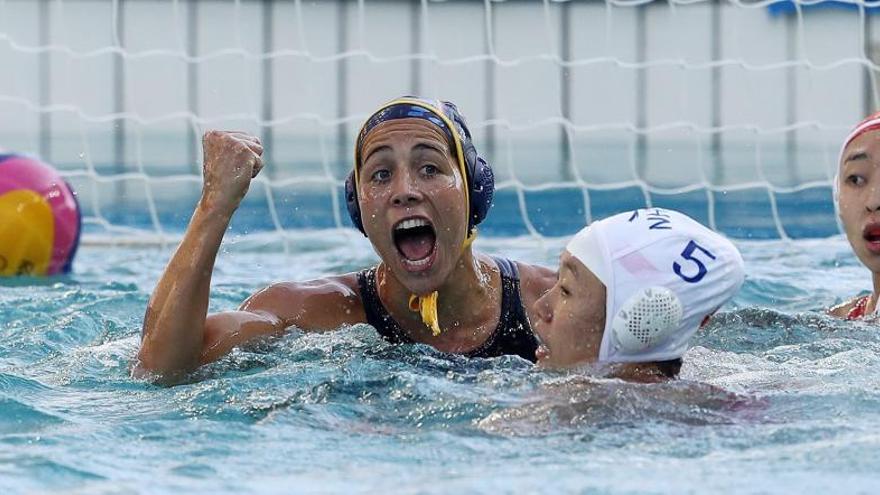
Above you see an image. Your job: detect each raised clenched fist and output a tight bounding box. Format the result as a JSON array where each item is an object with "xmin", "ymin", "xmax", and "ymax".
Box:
[{"xmin": 200, "ymin": 130, "xmax": 264, "ymax": 215}]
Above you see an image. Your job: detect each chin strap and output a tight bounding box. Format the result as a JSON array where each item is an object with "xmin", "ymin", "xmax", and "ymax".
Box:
[{"xmin": 407, "ymin": 228, "xmax": 478, "ymax": 337}]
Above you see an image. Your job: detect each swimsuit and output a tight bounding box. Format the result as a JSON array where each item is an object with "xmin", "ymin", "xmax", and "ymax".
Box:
[
  {"xmin": 846, "ymin": 295, "xmax": 874, "ymax": 319},
  {"xmin": 356, "ymin": 257, "xmax": 538, "ymax": 362}
]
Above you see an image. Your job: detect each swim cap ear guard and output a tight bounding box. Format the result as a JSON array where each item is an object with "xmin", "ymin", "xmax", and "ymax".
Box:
[
  {"xmin": 344, "ymin": 98, "xmax": 494, "ymax": 237},
  {"xmin": 344, "ymin": 172, "xmax": 365, "ymax": 234},
  {"xmin": 610, "ymin": 287, "xmax": 684, "ymax": 354}
]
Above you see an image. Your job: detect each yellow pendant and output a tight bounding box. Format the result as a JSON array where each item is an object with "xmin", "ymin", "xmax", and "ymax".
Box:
[{"xmin": 409, "ymin": 291, "xmax": 441, "ymax": 336}]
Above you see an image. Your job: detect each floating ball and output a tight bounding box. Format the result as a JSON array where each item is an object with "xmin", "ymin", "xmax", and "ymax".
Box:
[{"xmin": 0, "ymin": 154, "xmax": 81, "ymax": 276}]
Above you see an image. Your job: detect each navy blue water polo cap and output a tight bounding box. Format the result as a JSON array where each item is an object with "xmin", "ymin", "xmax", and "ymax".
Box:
[{"xmin": 345, "ymin": 97, "xmax": 494, "ymax": 236}]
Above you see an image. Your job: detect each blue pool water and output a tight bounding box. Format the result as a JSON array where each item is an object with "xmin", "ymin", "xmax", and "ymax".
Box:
[
  {"xmin": 79, "ymin": 184, "xmax": 840, "ymax": 240},
  {"xmin": 1, "ymin": 234, "xmax": 879, "ymax": 494}
]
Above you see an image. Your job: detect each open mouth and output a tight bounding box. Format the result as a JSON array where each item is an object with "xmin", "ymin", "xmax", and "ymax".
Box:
[
  {"xmin": 530, "ymin": 323, "xmax": 550, "ymax": 362},
  {"xmin": 393, "ymin": 217, "xmax": 437, "ymax": 269},
  {"xmin": 863, "ymin": 224, "xmax": 880, "ymax": 253}
]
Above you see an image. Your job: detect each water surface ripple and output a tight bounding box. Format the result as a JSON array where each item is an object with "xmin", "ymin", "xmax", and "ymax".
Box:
[{"xmin": 0, "ymin": 236, "xmax": 877, "ymax": 494}]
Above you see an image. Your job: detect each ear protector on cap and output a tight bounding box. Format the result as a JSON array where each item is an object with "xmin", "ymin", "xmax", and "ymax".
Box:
[
  {"xmin": 344, "ymin": 97, "xmax": 494, "ymax": 237},
  {"xmin": 610, "ymin": 286, "xmax": 683, "ymax": 354}
]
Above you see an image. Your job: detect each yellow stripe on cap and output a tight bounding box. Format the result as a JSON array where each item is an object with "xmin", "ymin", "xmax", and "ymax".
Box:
[{"xmin": 353, "ymin": 97, "xmax": 470, "ymax": 218}]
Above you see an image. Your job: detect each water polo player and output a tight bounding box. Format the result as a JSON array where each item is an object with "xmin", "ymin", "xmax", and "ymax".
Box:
[
  {"xmin": 532, "ymin": 208, "xmax": 744, "ymax": 380},
  {"xmin": 829, "ymin": 112, "xmax": 880, "ymax": 319},
  {"xmin": 136, "ymin": 97, "xmax": 556, "ymax": 380}
]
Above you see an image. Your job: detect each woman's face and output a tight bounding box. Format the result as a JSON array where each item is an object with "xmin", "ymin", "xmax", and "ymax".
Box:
[
  {"xmin": 532, "ymin": 250, "xmax": 607, "ymax": 368},
  {"xmin": 839, "ymin": 130, "xmax": 880, "ymax": 273},
  {"xmin": 357, "ymin": 117, "xmax": 469, "ymax": 295}
]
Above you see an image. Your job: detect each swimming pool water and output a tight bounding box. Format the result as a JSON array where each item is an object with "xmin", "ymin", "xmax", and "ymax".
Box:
[{"xmin": 1, "ymin": 234, "xmax": 879, "ymax": 494}]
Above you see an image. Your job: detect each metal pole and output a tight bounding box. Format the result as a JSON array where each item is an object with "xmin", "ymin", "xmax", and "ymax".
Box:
[
  {"xmin": 187, "ymin": 0, "xmax": 199, "ymax": 174},
  {"xmin": 337, "ymin": 0, "xmax": 349, "ymax": 176},
  {"xmin": 410, "ymin": 0, "xmax": 422, "ymax": 95},
  {"xmin": 113, "ymin": 0, "xmax": 126, "ymax": 203},
  {"xmin": 261, "ymin": 0, "xmax": 275, "ymax": 176},
  {"xmin": 560, "ymin": 0, "xmax": 573, "ymax": 182},
  {"xmin": 484, "ymin": 0, "xmax": 496, "ymax": 160},
  {"xmin": 711, "ymin": 0, "xmax": 723, "ymax": 184},
  {"xmin": 38, "ymin": 0, "xmax": 51, "ymax": 162},
  {"xmin": 785, "ymin": 7, "xmax": 800, "ymax": 185},
  {"xmin": 635, "ymin": 4, "xmax": 647, "ymax": 180}
]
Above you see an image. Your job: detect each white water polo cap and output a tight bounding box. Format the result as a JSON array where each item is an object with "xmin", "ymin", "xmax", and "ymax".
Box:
[{"xmin": 566, "ymin": 208, "xmax": 745, "ymax": 364}]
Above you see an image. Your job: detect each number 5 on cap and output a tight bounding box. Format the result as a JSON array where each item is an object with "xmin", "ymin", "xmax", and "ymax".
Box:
[{"xmin": 673, "ymin": 240, "xmax": 716, "ymax": 284}]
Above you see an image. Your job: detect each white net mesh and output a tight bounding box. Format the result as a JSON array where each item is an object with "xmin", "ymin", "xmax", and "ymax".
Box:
[{"xmin": 1, "ymin": 0, "xmax": 877, "ymax": 245}]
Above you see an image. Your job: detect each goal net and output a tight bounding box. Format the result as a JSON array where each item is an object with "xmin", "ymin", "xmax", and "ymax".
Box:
[{"xmin": 0, "ymin": 0, "xmax": 874, "ymax": 243}]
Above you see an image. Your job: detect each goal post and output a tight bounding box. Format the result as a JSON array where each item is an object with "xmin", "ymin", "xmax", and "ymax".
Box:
[{"xmin": 1, "ymin": 0, "xmax": 876, "ymax": 243}]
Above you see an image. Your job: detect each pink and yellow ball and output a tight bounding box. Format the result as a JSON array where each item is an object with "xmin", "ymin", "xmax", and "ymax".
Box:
[{"xmin": 0, "ymin": 154, "xmax": 81, "ymax": 276}]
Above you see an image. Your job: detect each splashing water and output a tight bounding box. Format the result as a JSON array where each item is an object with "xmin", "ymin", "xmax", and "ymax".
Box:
[{"xmin": 1, "ymin": 235, "xmax": 879, "ymax": 493}]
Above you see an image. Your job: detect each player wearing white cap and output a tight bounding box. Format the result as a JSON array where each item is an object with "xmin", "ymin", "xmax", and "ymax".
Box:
[
  {"xmin": 829, "ymin": 111, "xmax": 880, "ymax": 319},
  {"xmin": 532, "ymin": 207, "xmax": 745, "ymax": 380}
]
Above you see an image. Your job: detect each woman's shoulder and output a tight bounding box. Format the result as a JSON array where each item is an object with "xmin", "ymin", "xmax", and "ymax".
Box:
[
  {"xmin": 827, "ymin": 294, "xmax": 871, "ymax": 319},
  {"xmin": 509, "ymin": 260, "xmax": 556, "ymax": 304},
  {"xmin": 512, "ymin": 260, "xmax": 555, "ymax": 281},
  {"xmin": 246, "ymin": 272, "xmax": 369, "ymax": 330}
]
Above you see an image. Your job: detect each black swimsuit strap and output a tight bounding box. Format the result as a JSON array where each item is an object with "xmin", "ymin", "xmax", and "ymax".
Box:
[
  {"xmin": 467, "ymin": 257, "xmax": 536, "ymax": 361},
  {"xmin": 491, "ymin": 256, "xmax": 527, "ymax": 326},
  {"xmin": 356, "ymin": 258, "xmax": 537, "ymax": 361},
  {"xmin": 357, "ymin": 267, "xmax": 413, "ymax": 344}
]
